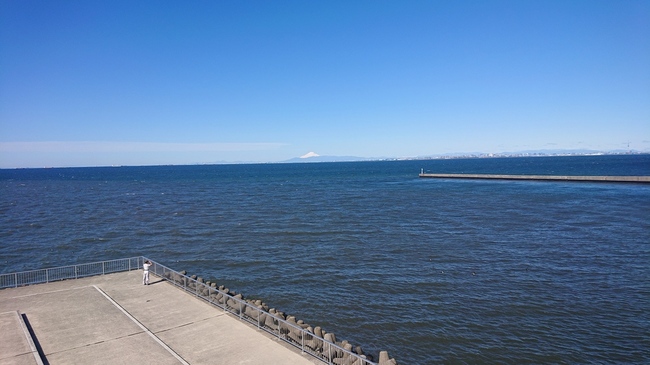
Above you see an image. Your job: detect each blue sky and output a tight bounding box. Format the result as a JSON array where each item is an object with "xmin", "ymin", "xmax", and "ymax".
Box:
[{"xmin": 1, "ymin": 0, "xmax": 648, "ymax": 168}]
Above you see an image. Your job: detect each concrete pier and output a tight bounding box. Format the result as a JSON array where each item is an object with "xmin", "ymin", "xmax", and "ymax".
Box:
[
  {"xmin": 419, "ymin": 173, "xmax": 650, "ymax": 183},
  {"xmin": 0, "ymin": 270, "xmax": 322, "ymax": 365}
]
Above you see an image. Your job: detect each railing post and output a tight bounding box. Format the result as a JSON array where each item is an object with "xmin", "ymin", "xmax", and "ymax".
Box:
[
  {"xmin": 14, "ymin": 273, "xmax": 17, "ymax": 288},
  {"xmin": 328, "ymin": 342, "xmax": 332, "ymax": 365},
  {"xmin": 46, "ymin": 268, "xmax": 49, "ymax": 283},
  {"xmin": 102, "ymin": 262, "xmax": 105, "ymax": 275}
]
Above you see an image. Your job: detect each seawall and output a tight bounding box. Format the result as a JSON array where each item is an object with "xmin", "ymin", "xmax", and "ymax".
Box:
[{"xmin": 419, "ymin": 173, "xmax": 650, "ymax": 183}]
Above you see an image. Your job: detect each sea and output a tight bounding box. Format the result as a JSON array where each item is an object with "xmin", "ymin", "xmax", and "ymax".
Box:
[{"xmin": 1, "ymin": 154, "xmax": 649, "ymax": 364}]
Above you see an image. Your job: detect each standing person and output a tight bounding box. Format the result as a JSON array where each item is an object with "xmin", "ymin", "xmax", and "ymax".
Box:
[{"xmin": 143, "ymin": 260, "xmax": 152, "ymax": 285}]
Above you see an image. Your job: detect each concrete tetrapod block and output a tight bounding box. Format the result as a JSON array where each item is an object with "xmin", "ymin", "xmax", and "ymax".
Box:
[
  {"xmin": 297, "ymin": 319, "xmax": 310, "ymax": 329},
  {"xmin": 226, "ymin": 297, "xmax": 241, "ymax": 315},
  {"xmin": 284, "ymin": 316, "xmax": 303, "ymax": 343},
  {"xmin": 378, "ymin": 350, "xmax": 398, "ymax": 365},
  {"xmin": 263, "ymin": 312, "xmax": 278, "ymax": 331},
  {"xmin": 323, "ymin": 333, "xmax": 337, "ymax": 361},
  {"xmin": 243, "ymin": 303, "xmax": 260, "ymax": 320},
  {"xmin": 332, "ymin": 342, "xmax": 355, "ymax": 365},
  {"xmin": 310, "ymin": 326, "xmax": 324, "ymax": 352},
  {"xmin": 299, "ymin": 326, "xmax": 317, "ymax": 353}
]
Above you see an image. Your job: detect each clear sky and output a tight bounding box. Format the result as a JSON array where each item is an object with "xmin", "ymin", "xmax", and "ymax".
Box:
[{"xmin": 1, "ymin": 0, "xmax": 649, "ymax": 168}]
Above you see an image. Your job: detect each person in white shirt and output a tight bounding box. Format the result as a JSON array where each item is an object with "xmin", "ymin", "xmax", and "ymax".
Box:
[{"xmin": 143, "ymin": 260, "xmax": 152, "ymax": 285}]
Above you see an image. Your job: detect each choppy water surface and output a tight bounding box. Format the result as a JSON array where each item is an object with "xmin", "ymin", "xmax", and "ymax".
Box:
[{"xmin": 1, "ymin": 155, "xmax": 649, "ymax": 364}]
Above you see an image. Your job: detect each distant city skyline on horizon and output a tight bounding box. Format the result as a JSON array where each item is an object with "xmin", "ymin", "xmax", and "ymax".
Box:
[
  {"xmin": 0, "ymin": 147, "xmax": 647, "ymax": 169},
  {"xmin": 1, "ymin": 1, "xmax": 648, "ymax": 169}
]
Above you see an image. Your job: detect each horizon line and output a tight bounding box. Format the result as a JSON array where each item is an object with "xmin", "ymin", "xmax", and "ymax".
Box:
[{"xmin": 1, "ymin": 150, "xmax": 648, "ymax": 170}]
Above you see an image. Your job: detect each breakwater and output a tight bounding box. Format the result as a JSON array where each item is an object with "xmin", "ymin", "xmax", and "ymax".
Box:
[
  {"xmin": 160, "ymin": 264, "xmax": 398, "ymax": 365},
  {"xmin": 419, "ymin": 172, "xmax": 650, "ymax": 183}
]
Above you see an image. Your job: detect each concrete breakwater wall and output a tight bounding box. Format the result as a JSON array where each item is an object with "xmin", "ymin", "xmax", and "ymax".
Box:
[
  {"xmin": 162, "ymin": 269, "xmax": 398, "ymax": 365},
  {"xmin": 419, "ymin": 173, "xmax": 650, "ymax": 183}
]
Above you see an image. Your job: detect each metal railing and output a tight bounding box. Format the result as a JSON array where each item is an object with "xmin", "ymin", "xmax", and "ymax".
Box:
[
  {"xmin": 1, "ymin": 256, "xmax": 376, "ymax": 365},
  {"xmin": 145, "ymin": 257, "xmax": 376, "ymax": 365},
  {"xmin": 0, "ymin": 257, "xmax": 142, "ymax": 289}
]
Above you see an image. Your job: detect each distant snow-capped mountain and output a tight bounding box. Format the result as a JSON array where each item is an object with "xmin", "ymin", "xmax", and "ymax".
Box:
[
  {"xmin": 283, "ymin": 152, "xmax": 369, "ymax": 163},
  {"xmin": 300, "ymin": 151, "xmax": 320, "ymax": 158}
]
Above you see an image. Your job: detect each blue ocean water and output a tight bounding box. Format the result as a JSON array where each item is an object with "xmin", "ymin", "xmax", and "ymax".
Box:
[{"xmin": 1, "ymin": 155, "xmax": 649, "ymax": 364}]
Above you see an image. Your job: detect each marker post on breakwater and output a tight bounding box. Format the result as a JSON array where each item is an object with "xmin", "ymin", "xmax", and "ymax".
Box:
[{"xmin": 418, "ymin": 172, "xmax": 650, "ymax": 183}]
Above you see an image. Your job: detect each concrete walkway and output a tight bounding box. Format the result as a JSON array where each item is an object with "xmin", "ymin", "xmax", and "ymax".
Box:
[{"xmin": 0, "ymin": 270, "xmax": 320, "ymax": 365}]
